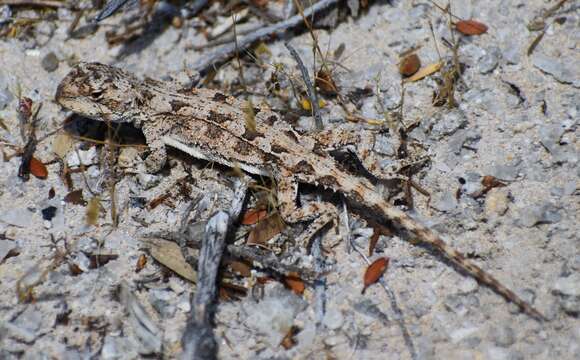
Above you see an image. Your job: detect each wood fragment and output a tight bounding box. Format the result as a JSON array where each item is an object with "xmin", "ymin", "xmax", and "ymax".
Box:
[{"xmin": 192, "ymin": 0, "xmax": 339, "ymax": 75}]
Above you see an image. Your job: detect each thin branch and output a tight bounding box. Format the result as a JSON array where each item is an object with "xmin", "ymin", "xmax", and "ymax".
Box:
[
  {"xmin": 192, "ymin": 0, "xmax": 339, "ymax": 75},
  {"xmin": 285, "ymin": 42, "xmax": 324, "ymax": 130}
]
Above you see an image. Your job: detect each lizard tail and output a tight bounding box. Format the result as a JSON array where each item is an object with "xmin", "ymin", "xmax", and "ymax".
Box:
[{"xmin": 373, "ymin": 200, "xmax": 546, "ymax": 321}]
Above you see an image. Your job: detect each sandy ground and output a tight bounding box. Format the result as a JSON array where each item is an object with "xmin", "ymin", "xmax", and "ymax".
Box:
[{"xmin": 0, "ymin": 1, "xmax": 579, "ymax": 359}]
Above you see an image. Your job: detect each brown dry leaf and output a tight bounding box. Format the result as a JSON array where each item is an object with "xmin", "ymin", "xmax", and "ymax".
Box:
[
  {"xmin": 87, "ymin": 252, "xmax": 118, "ymax": 269},
  {"xmin": 284, "ymin": 275, "xmax": 305, "ymax": 295},
  {"xmin": 368, "ymin": 228, "xmax": 381, "ymax": 257},
  {"xmin": 455, "ymin": 20, "xmax": 488, "ymax": 36},
  {"xmin": 68, "ymin": 263, "xmax": 83, "ymax": 276},
  {"xmin": 362, "ymin": 257, "xmax": 390, "ymax": 294},
  {"xmin": 29, "ymin": 157, "xmax": 48, "ymax": 179},
  {"xmin": 0, "ymin": 117, "xmax": 8, "ymax": 132},
  {"xmin": 145, "ymin": 238, "xmax": 197, "ymax": 283},
  {"xmin": 280, "ymin": 326, "xmax": 300, "ymax": 350},
  {"xmin": 399, "ymin": 53, "xmax": 421, "ymax": 77},
  {"xmin": 85, "ymin": 196, "xmax": 100, "ymax": 226},
  {"xmin": 405, "ymin": 61, "xmax": 442, "ymax": 82},
  {"xmin": 241, "ymin": 208, "xmax": 268, "ymax": 225},
  {"xmin": 316, "ymin": 69, "xmax": 338, "ymax": 95},
  {"xmin": 64, "ymin": 189, "xmax": 87, "ymax": 206},
  {"xmin": 247, "ymin": 213, "xmax": 285, "ymax": 246},
  {"xmin": 228, "ymin": 260, "xmax": 252, "ymax": 277},
  {"xmin": 481, "ymin": 175, "xmax": 507, "ymax": 189},
  {"xmin": 136, "ymin": 254, "xmax": 147, "ymax": 272},
  {"xmin": 52, "ymin": 132, "xmax": 73, "ymax": 159}
]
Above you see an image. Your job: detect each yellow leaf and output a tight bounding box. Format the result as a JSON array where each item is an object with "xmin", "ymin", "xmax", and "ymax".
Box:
[{"xmin": 405, "ymin": 61, "xmax": 443, "ymax": 82}]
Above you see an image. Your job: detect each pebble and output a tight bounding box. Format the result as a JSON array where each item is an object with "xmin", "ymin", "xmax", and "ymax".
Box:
[
  {"xmin": 0, "ymin": 86, "xmax": 13, "ymax": 110},
  {"xmin": 431, "ymin": 110, "xmax": 468, "ymax": 139},
  {"xmin": 489, "ymin": 163, "xmax": 521, "ymax": 181},
  {"xmin": 519, "ymin": 202, "xmax": 561, "ymax": 227},
  {"xmin": 479, "ymin": 47, "xmax": 501, "ymax": 74},
  {"xmin": 117, "ymin": 147, "xmax": 141, "ymax": 168},
  {"xmin": 41, "ymin": 52, "xmax": 59, "ymax": 73},
  {"xmin": 489, "ymin": 325, "xmax": 516, "ymax": 347},
  {"xmin": 539, "ymin": 124, "xmax": 565, "ymax": 154},
  {"xmin": 323, "ymin": 308, "xmax": 344, "ymax": 330},
  {"xmin": 532, "ymin": 54, "xmax": 579, "ymax": 87},
  {"xmin": 66, "ymin": 146, "xmax": 97, "ymax": 167},
  {"xmin": 431, "ymin": 191, "xmax": 457, "ymax": 212},
  {"xmin": 41, "ymin": 206, "xmax": 57, "ymax": 221},
  {"xmin": 457, "ymin": 277, "xmax": 479, "ymax": 294},
  {"xmin": 0, "ymin": 239, "xmax": 18, "ymax": 262},
  {"xmin": 552, "ymin": 274, "xmax": 580, "ymax": 315},
  {"xmin": 485, "ymin": 188, "xmax": 510, "ymax": 217},
  {"xmin": 0, "ymin": 208, "xmax": 35, "ymax": 227},
  {"xmin": 0, "ymin": 5, "xmax": 11, "ymax": 25}
]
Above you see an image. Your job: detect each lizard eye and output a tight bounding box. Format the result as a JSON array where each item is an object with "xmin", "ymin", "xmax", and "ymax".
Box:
[{"xmin": 91, "ymin": 91, "xmax": 103, "ymax": 100}]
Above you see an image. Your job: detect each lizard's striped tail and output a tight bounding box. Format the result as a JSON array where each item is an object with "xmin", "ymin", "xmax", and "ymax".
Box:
[{"xmin": 372, "ymin": 198, "xmax": 546, "ymax": 321}]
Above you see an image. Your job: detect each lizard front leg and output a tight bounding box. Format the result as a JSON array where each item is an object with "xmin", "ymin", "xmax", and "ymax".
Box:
[
  {"xmin": 275, "ymin": 169, "xmax": 338, "ymax": 250},
  {"xmin": 141, "ymin": 118, "xmax": 170, "ymax": 173}
]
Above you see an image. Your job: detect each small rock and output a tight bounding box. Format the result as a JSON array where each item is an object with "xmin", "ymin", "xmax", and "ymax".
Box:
[
  {"xmin": 449, "ymin": 326, "xmax": 480, "ymax": 343},
  {"xmin": 0, "ymin": 5, "xmax": 11, "ymax": 25},
  {"xmin": 432, "ymin": 191, "xmax": 457, "ymax": 212},
  {"xmin": 149, "ymin": 289, "xmax": 176, "ymax": 318},
  {"xmin": 41, "ymin": 52, "xmax": 59, "ymax": 73},
  {"xmin": 0, "ymin": 85, "xmax": 13, "ymax": 110},
  {"xmin": 431, "ymin": 110, "xmax": 468, "ymax": 139},
  {"xmin": 539, "ymin": 124, "xmax": 565, "ymax": 154},
  {"xmin": 458, "ymin": 277, "xmax": 479, "ymax": 294},
  {"xmin": 479, "ymin": 47, "xmax": 501, "ymax": 74},
  {"xmin": 323, "ymin": 309, "xmax": 344, "ymax": 330},
  {"xmin": 0, "ymin": 239, "xmax": 18, "ymax": 262},
  {"xmin": 552, "ymin": 274, "xmax": 580, "ymax": 315},
  {"xmin": 485, "ymin": 189, "xmax": 510, "ymax": 217},
  {"xmin": 502, "ymin": 41, "xmax": 521, "ymax": 65},
  {"xmin": 0, "ymin": 208, "xmax": 35, "ymax": 227},
  {"xmin": 137, "ymin": 173, "xmax": 160, "ymax": 189},
  {"xmin": 489, "ymin": 325, "xmax": 516, "ymax": 347},
  {"xmin": 532, "ymin": 53, "xmax": 579, "ymax": 87},
  {"xmin": 41, "ymin": 206, "xmax": 57, "ymax": 221},
  {"xmin": 117, "ymin": 147, "xmax": 141, "ymax": 168},
  {"xmin": 489, "ymin": 163, "xmax": 521, "ymax": 181},
  {"xmin": 323, "ymin": 334, "xmax": 346, "ymax": 347},
  {"xmin": 66, "ymin": 146, "xmax": 97, "ymax": 167}
]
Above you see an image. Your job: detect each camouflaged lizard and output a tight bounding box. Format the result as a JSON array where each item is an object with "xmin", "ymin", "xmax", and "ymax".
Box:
[{"xmin": 55, "ymin": 62, "xmax": 545, "ymax": 320}]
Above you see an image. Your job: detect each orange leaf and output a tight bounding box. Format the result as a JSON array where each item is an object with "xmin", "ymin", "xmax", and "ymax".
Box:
[
  {"xmin": 399, "ymin": 53, "xmax": 421, "ymax": 77},
  {"xmin": 241, "ymin": 208, "xmax": 268, "ymax": 225},
  {"xmin": 284, "ymin": 275, "xmax": 305, "ymax": 295},
  {"xmin": 247, "ymin": 213, "xmax": 285, "ymax": 245},
  {"xmin": 30, "ymin": 156, "xmax": 48, "ymax": 179},
  {"xmin": 136, "ymin": 254, "xmax": 147, "ymax": 272},
  {"xmin": 362, "ymin": 257, "xmax": 389, "ymax": 294},
  {"xmin": 455, "ymin": 20, "xmax": 488, "ymax": 36},
  {"xmin": 481, "ymin": 175, "xmax": 507, "ymax": 189},
  {"xmin": 405, "ymin": 61, "xmax": 442, "ymax": 82}
]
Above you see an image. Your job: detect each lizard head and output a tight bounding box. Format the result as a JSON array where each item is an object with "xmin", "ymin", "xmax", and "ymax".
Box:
[{"xmin": 55, "ymin": 62, "xmax": 145, "ymax": 122}]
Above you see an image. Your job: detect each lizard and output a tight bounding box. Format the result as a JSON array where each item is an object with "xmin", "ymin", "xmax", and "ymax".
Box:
[{"xmin": 55, "ymin": 62, "xmax": 545, "ymax": 321}]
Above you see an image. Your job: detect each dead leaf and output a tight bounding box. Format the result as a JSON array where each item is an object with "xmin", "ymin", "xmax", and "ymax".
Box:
[
  {"xmin": 64, "ymin": 189, "xmax": 87, "ymax": 205},
  {"xmin": 368, "ymin": 228, "xmax": 381, "ymax": 257},
  {"xmin": 228, "ymin": 260, "xmax": 252, "ymax": 277},
  {"xmin": 280, "ymin": 326, "xmax": 300, "ymax": 350},
  {"xmin": 399, "ymin": 53, "xmax": 421, "ymax": 77},
  {"xmin": 362, "ymin": 257, "xmax": 390, "ymax": 294},
  {"xmin": 85, "ymin": 196, "xmax": 100, "ymax": 226},
  {"xmin": 145, "ymin": 238, "xmax": 197, "ymax": 283},
  {"xmin": 284, "ymin": 275, "xmax": 305, "ymax": 295},
  {"xmin": 52, "ymin": 132, "xmax": 73, "ymax": 159},
  {"xmin": 136, "ymin": 254, "xmax": 147, "ymax": 272},
  {"xmin": 29, "ymin": 157, "xmax": 48, "ymax": 179},
  {"xmin": 68, "ymin": 263, "xmax": 83, "ymax": 276},
  {"xmin": 481, "ymin": 175, "xmax": 507, "ymax": 189},
  {"xmin": 455, "ymin": 19, "xmax": 488, "ymax": 36},
  {"xmin": 87, "ymin": 252, "xmax": 118, "ymax": 269},
  {"xmin": 247, "ymin": 213, "xmax": 285, "ymax": 246},
  {"xmin": 405, "ymin": 61, "xmax": 442, "ymax": 82},
  {"xmin": 241, "ymin": 208, "xmax": 268, "ymax": 225},
  {"xmin": 316, "ymin": 69, "xmax": 338, "ymax": 95}
]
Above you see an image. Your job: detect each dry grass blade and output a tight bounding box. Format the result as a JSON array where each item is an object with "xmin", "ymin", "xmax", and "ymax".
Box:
[{"xmin": 405, "ymin": 61, "xmax": 442, "ymax": 82}]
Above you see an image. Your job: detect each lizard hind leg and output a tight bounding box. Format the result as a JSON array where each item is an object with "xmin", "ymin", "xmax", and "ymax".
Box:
[
  {"xmin": 275, "ymin": 171, "xmax": 338, "ymax": 251},
  {"xmin": 313, "ymin": 127, "xmax": 427, "ymax": 182}
]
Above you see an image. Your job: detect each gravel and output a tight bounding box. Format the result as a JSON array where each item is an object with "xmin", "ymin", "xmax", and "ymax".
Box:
[{"xmin": 0, "ymin": 1, "xmax": 578, "ymax": 359}]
